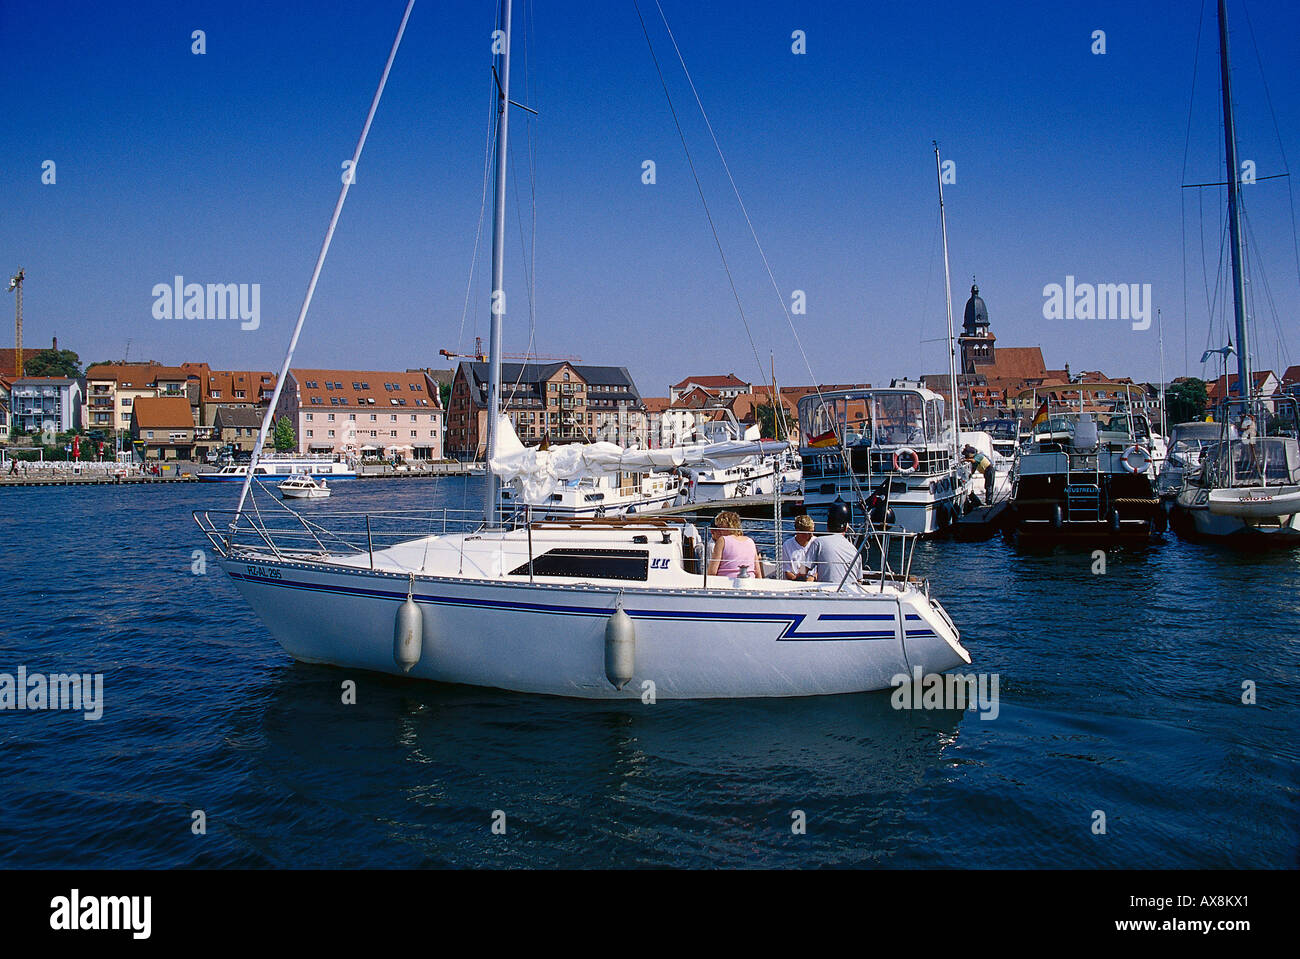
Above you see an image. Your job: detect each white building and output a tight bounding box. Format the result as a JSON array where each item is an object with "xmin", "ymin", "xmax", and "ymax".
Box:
[{"xmin": 11, "ymin": 377, "xmax": 84, "ymax": 434}]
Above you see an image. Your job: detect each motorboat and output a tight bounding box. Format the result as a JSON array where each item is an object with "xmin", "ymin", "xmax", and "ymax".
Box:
[
  {"xmin": 278, "ymin": 474, "xmax": 332, "ymax": 499},
  {"xmin": 798, "ymin": 387, "xmax": 971, "ymax": 534},
  {"xmin": 1008, "ymin": 384, "xmax": 1165, "ymax": 539}
]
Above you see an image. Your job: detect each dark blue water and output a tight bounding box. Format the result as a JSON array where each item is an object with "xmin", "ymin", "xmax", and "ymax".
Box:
[{"xmin": 1, "ymin": 479, "xmax": 1297, "ymax": 867}]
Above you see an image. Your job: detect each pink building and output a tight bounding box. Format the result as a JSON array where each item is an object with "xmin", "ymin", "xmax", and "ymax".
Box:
[{"xmin": 275, "ymin": 369, "xmax": 444, "ymax": 460}]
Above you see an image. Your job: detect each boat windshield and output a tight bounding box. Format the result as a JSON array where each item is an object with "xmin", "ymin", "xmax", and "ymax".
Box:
[
  {"xmin": 1034, "ymin": 410, "xmax": 1134, "ymax": 443},
  {"xmin": 973, "ymin": 419, "xmax": 1017, "ymax": 441},
  {"xmin": 1170, "ymin": 422, "xmax": 1228, "ymax": 453}
]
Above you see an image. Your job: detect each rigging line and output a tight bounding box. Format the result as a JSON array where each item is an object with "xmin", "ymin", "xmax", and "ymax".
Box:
[
  {"xmin": 1239, "ymin": 0, "xmax": 1300, "ymax": 292},
  {"xmin": 1182, "ymin": 189, "xmax": 1190, "ymax": 376},
  {"xmin": 236, "ymin": 0, "xmax": 416, "ymax": 519},
  {"xmin": 631, "ymin": 1, "xmax": 768, "ymax": 403},
  {"xmin": 1242, "ymin": 208, "xmax": 1292, "ymax": 368},
  {"xmin": 649, "ymin": 0, "xmax": 816, "ymax": 395},
  {"xmin": 1180, "ymin": 0, "xmax": 1207, "ymax": 187},
  {"xmin": 646, "ymin": 0, "xmax": 902, "ymax": 540},
  {"xmin": 456, "ymin": 72, "xmax": 498, "ymax": 353}
]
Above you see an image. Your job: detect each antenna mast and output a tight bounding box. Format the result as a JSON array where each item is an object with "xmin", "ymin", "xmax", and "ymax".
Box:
[{"xmin": 6, "ymin": 269, "xmax": 23, "ymax": 378}]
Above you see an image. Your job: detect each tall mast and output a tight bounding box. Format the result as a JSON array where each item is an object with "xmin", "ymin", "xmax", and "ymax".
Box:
[
  {"xmin": 934, "ymin": 143, "xmax": 961, "ymax": 466},
  {"xmin": 484, "ymin": 0, "xmax": 514, "ymax": 523},
  {"xmin": 1217, "ymin": 0, "xmax": 1251, "ymax": 402}
]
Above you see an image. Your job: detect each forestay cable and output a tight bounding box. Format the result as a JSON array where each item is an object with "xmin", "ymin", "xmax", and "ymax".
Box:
[{"xmin": 236, "ymin": 0, "xmax": 416, "ymax": 518}]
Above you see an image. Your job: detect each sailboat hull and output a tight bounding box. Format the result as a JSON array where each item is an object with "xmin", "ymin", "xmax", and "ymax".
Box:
[{"xmin": 221, "ymin": 557, "xmax": 971, "ymax": 699}]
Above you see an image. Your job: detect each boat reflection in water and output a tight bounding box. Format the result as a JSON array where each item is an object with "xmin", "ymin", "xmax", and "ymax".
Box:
[{"xmin": 242, "ymin": 663, "xmax": 968, "ymax": 866}]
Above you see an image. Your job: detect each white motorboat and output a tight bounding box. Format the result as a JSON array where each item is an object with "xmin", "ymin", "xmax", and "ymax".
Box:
[
  {"xmin": 798, "ymin": 387, "xmax": 972, "ymax": 534},
  {"xmin": 278, "ymin": 474, "xmax": 332, "ymax": 499},
  {"xmin": 198, "ymin": 0, "xmax": 972, "ymax": 698}
]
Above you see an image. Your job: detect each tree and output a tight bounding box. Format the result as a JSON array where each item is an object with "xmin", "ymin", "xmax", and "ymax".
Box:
[
  {"xmin": 272, "ymin": 416, "xmax": 296, "ymax": 452},
  {"xmin": 439, "ymin": 381, "xmax": 451, "ymax": 410},
  {"xmin": 754, "ymin": 403, "xmax": 795, "ymax": 440},
  {"xmin": 23, "ymin": 348, "xmax": 83, "ymax": 378},
  {"xmin": 1165, "ymin": 378, "xmax": 1208, "ymax": 424}
]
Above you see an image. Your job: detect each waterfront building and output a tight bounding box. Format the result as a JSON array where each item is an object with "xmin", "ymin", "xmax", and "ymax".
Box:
[
  {"xmin": 1206, "ymin": 370, "xmax": 1280, "ymax": 408},
  {"xmin": 84, "ymin": 363, "xmax": 188, "ymax": 433},
  {"xmin": 129, "ymin": 396, "xmax": 196, "ymax": 460},
  {"xmin": 275, "ymin": 368, "xmax": 444, "ymax": 460},
  {"xmin": 446, "ymin": 361, "xmax": 642, "ymax": 457},
  {"xmin": 212, "ymin": 406, "xmax": 271, "ymax": 454},
  {"xmin": 11, "ymin": 376, "xmax": 84, "ymax": 434},
  {"xmin": 180, "ymin": 363, "xmax": 277, "ymax": 425}
]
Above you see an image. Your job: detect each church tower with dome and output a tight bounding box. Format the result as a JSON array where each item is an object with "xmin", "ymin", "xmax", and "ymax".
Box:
[{"xmin": 958, "ymin": 281, "xmax": 996, "ymax": 374}]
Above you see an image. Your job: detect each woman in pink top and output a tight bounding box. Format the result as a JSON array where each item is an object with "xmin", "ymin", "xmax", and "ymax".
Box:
[{"xmin": 706, "ymin": 511, "xmax": 764, "ymax": 579}]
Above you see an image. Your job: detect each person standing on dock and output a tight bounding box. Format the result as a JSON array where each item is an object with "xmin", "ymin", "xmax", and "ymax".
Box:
[{"xmin": 780, "ymin": 514, "xmax": 816, "ymax": 580}]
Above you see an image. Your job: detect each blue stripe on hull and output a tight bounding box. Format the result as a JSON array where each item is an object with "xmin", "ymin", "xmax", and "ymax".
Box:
[{"xmin": 227, "ymin": 568, "xmax": 906, "ymax": 642}]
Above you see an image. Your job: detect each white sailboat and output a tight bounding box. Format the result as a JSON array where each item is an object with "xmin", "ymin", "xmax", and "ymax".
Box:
[
  {"xmin": 1172, "ymin": 0, "xmax": 1300, "ymax": 541},
  {"xmin": 197, "ymin": 0, "xmax": 971, "ymax": 698}
]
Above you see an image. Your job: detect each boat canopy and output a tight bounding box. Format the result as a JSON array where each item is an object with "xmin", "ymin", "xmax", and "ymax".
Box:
[
  {"xmin": 1199, "ymin": 436, "xmax": 1300, "ymax": 486},
  {"xmin": 488, "ymin": 415, "xmax": 790, "ymax": 503},
  {"xmin": 798, "ymin": 388, "xmax": 947, "ymax": 448}
]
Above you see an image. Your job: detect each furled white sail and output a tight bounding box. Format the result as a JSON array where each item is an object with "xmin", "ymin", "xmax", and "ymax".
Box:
[{"xmin": 488, "ymin": 414, "xmax": 790, "ymax": 501}]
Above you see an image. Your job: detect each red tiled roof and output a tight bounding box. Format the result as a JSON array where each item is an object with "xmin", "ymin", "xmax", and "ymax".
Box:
[
  {"xmin": 0, "ymin": 349, "xmax": 20, "ymax": 378},
  {"xmin": 1206, "ymin": 370, "xmax": 1277, "ymax": 398},
  {"xmin": 132, "ymin": 396, "xmax": 194, "ymax": 429},
  {"xmin": 641, "ymin": 396, "xmax": 671, "ymax": 413},
  {"xmin": 984, "ymin": 347, "xmax": 1047, "ymax": 381},
  {"xmin": 291, "ymin": 368, "xmax": 439, "ymax": 410},
  {"xmin": 674, "ymin": 386, "xmax": 724, "ymax": 408},
  {"xmin": 86, "ymin": 363, "xmax": 188, "ymax": 385},
  {"xmin": 671, "ymin": 373, "xmax": 749, "ymax": 390}
]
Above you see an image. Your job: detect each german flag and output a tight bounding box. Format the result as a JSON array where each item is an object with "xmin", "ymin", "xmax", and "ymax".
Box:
[
  {"xmin": 1030, "ymin": 399, "xmax": 1049, "ymax": 430},
  {"xmin": 808, "ymin": 428, "xmax": 839, "ymax": 448}
]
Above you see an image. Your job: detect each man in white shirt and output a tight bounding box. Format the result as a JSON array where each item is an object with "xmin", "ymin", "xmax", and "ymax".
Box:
[
  {"xmin": 779, "ymin": 514, "xmax": 816, "ymax": 579},
  {"xmin": 801, "ymin": 509, "xmax": 863, "ymax": 584}
]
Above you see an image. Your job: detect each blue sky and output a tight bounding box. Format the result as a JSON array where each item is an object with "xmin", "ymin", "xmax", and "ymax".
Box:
[{"xmin": 2, "ymin": 0, "xmax": 1297, "ymax": 396}]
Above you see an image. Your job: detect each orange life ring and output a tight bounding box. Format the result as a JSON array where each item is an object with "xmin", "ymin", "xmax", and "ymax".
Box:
[
  {"xmin": 1121, "ymin": 445, "xmax": 1151, "ymax": 474},
  {"xmin": 892, "ymin": 447, "xmax": 920, "ymax": 474}
]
